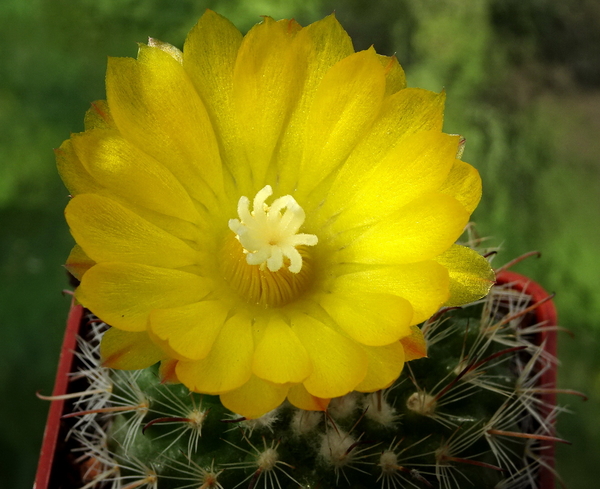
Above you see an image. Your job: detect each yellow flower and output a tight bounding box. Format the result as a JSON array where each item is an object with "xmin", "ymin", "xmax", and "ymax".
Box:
[{"xmin": 58, "ymin": 11, "xmax": 494, "ymax": 419}]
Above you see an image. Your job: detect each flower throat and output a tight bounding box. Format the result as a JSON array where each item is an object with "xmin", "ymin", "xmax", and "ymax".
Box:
[{"xmin": 223, "ymin": 185, "xmax": 317, "ymax": 307}]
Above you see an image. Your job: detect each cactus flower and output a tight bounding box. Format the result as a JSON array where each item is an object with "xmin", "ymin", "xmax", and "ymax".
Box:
[{"xmin": 58, "ymin": 10, "xmax": 494, "ymax": 419}]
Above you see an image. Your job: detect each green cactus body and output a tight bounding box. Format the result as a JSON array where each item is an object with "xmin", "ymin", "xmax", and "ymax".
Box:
[{"xmin": 67, "ymin": 279, "xmax": 557, "ymax": 489}]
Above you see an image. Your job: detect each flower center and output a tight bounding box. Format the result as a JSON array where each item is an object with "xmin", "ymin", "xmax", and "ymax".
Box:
[
  {"xmin": 223, "ymin": 185, "xmax": 317, "ymax": 307},
  {"xmin": 228, "ymin": 185, "xmax": 317, "ymax": 273}
]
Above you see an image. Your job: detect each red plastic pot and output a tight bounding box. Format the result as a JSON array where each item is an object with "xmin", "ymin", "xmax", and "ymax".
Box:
[
  {"xmin": 34, "ymin": 302, "xmax": 84, "ymax": 489},
  {"xmin": 35, "ymin": 273, "xmax": 558, "ymax": 488},
  {"xmin": 495, "ymin": 270, "xmax": 558, "ymax": 489}
]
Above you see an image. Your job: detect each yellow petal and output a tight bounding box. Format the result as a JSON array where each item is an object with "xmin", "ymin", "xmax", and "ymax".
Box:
[
  {"xmin": 378, "ymin": 54, "xmax": 406, "ymax": 95},
  {"xmin": 337, "ymin": 88, "xmax": 446, "ymax": 178},
  {"xmin": 252, "ymin": 316, "xmax": 312, "ymax": 384},
  {"xmin": 334, "ymin": 261, "xmax": 450, "ymax": 325},
  {"xmin": 100, "ymin": 327, "xmax": 165, "ymax": 369},
  {"xmin": 355, "ymin": 341, "xmax": 405, "ymax": 392},
  {"xmin": 400, "ymin": 325, "xmax": 428, "ymax": 361},
  {"xmin": 106, "ymin": 45, "xmax": 224, "ymax": 204},
  {"xmin": 274, "ymin": 14, "xmax": 354, "ymax": 194},
  {"xmin": 182, "ymin": 10, "xmax": 242, "ymax": 193},
  {"xmin": 336, "ymin": 193, "xmax": 470, "ymax": 265},
  {"xmin": 324, "ymin": 131, "xmax": 459, "ymax": 228},
  {"xmin": 319, "ymin": 292, "xmax": 413, "ymax": 346},
  {"xmin": 83, "ymin": 100, "xmax": 114, "ymax": 131},
  {"xmin": 76, "ymin": 263, "xmax": 210, "ymax": 332},
  {"xmin": 150, "ymin": 300, "xmax": 229, "ymax": 361},
  {"xmin": 55, "ymin": 139, "xmax": 102, "ymax": 196},
  {"xmin": 291, "ymin": 313, "xmax": 368, "ymax": 398},
  {"xmin": 147, "ymin": 37, "xmax": 183, "ymax": 63},
  {"xmin": 434, "ymin": 244, "xmax": 495, "ymax": 306},
  {"xmin": 176, "ymin": 314, "xmax": 254, "ymax": 394},
  {"xmin": 287, "ymin": 384, "xmax": 330, "ymax": 412},
  {"xmin": 59, "ymin": 132, "xmax": 203, "ymax": 244},
  {"xmin": 146, "ymin": 329, "xmax": 189, "ymax": 362},
  {"xmin": 439, "ymin": 159, "xmax": 482, "ymax": 214},
  {"xmin": 95, "ymin": 190, "xmax": 204, "ymax": 244},
  {"xmin": 298, "ymin": 14, "xmax": 354, "ymax": 83},
  {"xmin": 70, "ymin": 129, "xmax": 200, "ymax": 223},
  {"xmin": 220, "ymin": 375, "xmax": 289, "ymax": 419},
  {"xmin": 66, "ymin": 194, "xmax": 198, "ymax": 268},
  {"xmin": 65, "ymin": 244, "xmax": 95, "ymax": 281},
  {"xmin": 297, "ymin": 48, "xmax": 386, "ymax": 194},
  {"xmin": 159, "ymin": 359, "xmax": 180, "ymax": 384},
  {"xmin": 183, "ymin": 10, "xmax": 242, "ymax": 109},
  {"xmin": 232, "ymin": 17, "xmax": 304, "ymax": 189}
]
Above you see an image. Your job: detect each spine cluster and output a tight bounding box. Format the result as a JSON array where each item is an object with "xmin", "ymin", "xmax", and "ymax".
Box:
[{"xmin": 60, "ymin": 278, "xmax": 564, "ymax": 489}]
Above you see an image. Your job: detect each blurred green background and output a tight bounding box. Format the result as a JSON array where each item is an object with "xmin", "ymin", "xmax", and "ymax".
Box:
[{"xmin": 1, "ymin": 0, "xmax": 598, "ymax": 487}]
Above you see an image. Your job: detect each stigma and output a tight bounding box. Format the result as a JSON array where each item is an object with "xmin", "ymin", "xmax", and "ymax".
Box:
[{"xmin": 228, "ymin": 186, "xmax": 318, "ymax": 273}]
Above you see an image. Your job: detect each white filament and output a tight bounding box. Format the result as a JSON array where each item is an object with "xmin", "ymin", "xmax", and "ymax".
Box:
[{"xmin": 228, "ymin": 185, "xmax": 317, "ymax": 273}]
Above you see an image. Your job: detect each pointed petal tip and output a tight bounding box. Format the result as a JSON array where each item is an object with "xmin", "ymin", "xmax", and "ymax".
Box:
[{"xmin": 400, "ymin": 325, "xmax": 428, "ymax": 361}]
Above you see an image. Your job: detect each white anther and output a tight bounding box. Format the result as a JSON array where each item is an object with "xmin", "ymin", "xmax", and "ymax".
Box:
[{"xmin": 228, "ymin": 185, "xmax": 318, "ymax": 273}]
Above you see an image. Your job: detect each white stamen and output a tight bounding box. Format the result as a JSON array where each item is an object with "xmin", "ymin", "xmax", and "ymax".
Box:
[{"xmin": 228, "ymin": 185, "xmax": 318, "ymax": 273}]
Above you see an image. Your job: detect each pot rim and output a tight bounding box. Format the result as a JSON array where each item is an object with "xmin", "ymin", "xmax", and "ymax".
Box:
[
  {"xmin": 34, "ymin": 301, "xmax": 84, "ymax": 489},
  {"xmin": 495, "ymin": 270, "xmax": 558, "ymax": 488}
]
